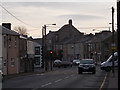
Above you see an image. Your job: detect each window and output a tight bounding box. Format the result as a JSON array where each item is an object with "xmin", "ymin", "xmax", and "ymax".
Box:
[
  {"xmin": 3, "ymin": 60, "xmax": 7, "ymax": 66},
  {"xmin": 8, "ymin": 36, "xmax": 12, "ymax": 48},
  {"xmin": 4, "ymin": 36, "xmax": 7, "ymax": 48},
  {"xmin": 35, "ymin": 57, "xmax": 40, "ymax": 65},
  {"xmin": 55, "ymin": 34, "xmax": 59, "ymax": 42},
  {"xmin": 15, "ymin": 37, "xmax": 17, "ymax": 48},
  {"xmin": 11, "ymin": 58, "xmax": 15, "ymax": 67},
  {"xmin": 35, "ymin": 47, "xmax": 40, "ymax": 55}
]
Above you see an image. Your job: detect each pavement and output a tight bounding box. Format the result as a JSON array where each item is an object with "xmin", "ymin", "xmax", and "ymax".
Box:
[
  {"xmin": 2, "ymin": 67, "xmax": 58, "ymax": 80},
  {"xmin": 107, "ymin": 68, "xmax": 118, "ymax": 89}
]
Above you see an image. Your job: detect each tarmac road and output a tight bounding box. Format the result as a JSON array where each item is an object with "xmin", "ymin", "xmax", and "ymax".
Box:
[{"xmin": 2, "ymin": 65, "xmax": 117, "ymax": 89}]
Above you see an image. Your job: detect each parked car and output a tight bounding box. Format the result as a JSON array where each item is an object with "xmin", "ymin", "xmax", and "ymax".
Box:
[
  {"xmin": 0, "ymin": 70, "xmax": 3, "ymax": 76},
  {"xmin": 78, "ymin": 59, "xmax": 96, "ymax": 74},
  {"xmin": 60, "ymin": 61, "xmax": 72, "ymax": 68},
  {"xmin": 100, "ymin": 52, "xmax": 118, "ymax": 72},
  {"xmin": 72, "ymin": 59, "xmax": 80, "ymax": 65},
  {"xmin": 0, "ymin": 70, "xmax": 3, "ymax": 82},
  {"xmin": 53, "ymin": 59, "xmax": 62, "ymax": 67}
]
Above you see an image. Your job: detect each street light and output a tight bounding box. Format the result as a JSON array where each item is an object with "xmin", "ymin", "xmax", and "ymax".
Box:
[
  {"xmin": 42, "ymin": 23, "xmax": 56, "ymax": 71},
  {"xmin": 92, "ymin": 29, "xmax": 100, "ymax": 31},
  {"xmin": 109, "ymin": 23, "xmax": 117, "ymax": 31},
  {"xmin": 111, "ymin": 7, "xmax": 115, "ymax": 76}
]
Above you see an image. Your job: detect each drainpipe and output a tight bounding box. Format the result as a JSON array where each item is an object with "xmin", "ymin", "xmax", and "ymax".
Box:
[{"xmin": 6, "ymin": 34, "xmax": 8, "ymax": 75}]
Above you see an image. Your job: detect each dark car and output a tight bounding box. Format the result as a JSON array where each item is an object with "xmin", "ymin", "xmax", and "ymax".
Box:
[{"xmin": 78, "ymin": 59, "xmax": 96, "ymax": 74}]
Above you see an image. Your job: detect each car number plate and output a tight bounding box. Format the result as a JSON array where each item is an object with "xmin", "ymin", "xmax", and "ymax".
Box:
[{"xmin": 83, "ymin": 67, "xmax": 89, "ymax": 69}]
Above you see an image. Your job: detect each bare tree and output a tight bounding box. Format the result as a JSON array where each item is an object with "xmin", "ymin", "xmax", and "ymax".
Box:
[{"xmin": 14, "ymin": 26, "xmax": 28, "ymax": 35}]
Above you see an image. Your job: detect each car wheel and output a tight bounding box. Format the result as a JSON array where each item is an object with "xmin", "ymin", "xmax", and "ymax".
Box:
[
  {"xmin": 64, "ymin": 66, "xmax": 67, "ymax": 68},
  {"xmin": 92, "ymin": 70, "xmax": 96, "ymax": 74},
  {"xmin": 78, "ymin": 68, "xmax": 82, "ymax": 74},
  {"xmin": 105, "ymin": 67, "xmax": 111, "ymax": 72},
  {"xmin": 58, "ymin": 66, "xmax": 60, "ymax": 68}
]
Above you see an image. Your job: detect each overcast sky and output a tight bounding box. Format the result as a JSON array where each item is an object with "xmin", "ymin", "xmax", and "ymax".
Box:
[{"xmin": 1, "ymin": 0, "xmax": 117, "ymax": 38}]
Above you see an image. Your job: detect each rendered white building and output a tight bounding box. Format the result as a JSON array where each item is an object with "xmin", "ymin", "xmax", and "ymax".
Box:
[{"xmin": 34, "ymin": 42, "xmax": 42, "ymax": 68}]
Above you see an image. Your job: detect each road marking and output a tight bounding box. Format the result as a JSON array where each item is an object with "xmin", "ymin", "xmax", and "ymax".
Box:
[
  {"xmin": 36, "ymin": 73, "xmax": 44, "ymax": 76},
  {"xmin": 64, "ymin": 76, "xmax": 69, "ymax": 79},
  {"xmin": 99, "ymin": 73, "xmax": 108, "ymax": 90},
  {"xmin": 31, "ymin": 88, "xmax": 37, "ymax": 90},
  {"xmin": 55, "ymin": 79, "xmax": 62, "ymax": 83},
  {"xmin": 64, "ymin": 73, "xmax": 67, "ymax": 74},
  {"xmin": 41, "ymin": 82, "xmax": 52, "ymax": 87},
  {"xmin": 70, "ymin": 74, "xmax": 74, "ymax": 77}
]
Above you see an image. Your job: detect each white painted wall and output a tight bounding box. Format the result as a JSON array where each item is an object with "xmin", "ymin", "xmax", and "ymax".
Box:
[
  {"xmin": 34, "ymin": 42, "xmax": 42, "ymax": 68},
  {"xmin": 27, "ymin": 40, "xmax": 35, "ymax": 55}
]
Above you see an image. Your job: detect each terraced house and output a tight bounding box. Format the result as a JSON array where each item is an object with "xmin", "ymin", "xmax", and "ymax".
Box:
[
  {"xmin": 45, "ymin": 20, "xmax": 117, "ymax": 64},
  {"xmin": 1, "ymin": 23, "xmax": 20, "ymax": 75},
  {"xmin": 1, "ymin": 23, "xmax": 36, "ymax": 75}
]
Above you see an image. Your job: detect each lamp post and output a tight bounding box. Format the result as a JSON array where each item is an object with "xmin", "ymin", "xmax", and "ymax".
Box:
[
  {"xmin": 42, "ymin": 24, "xmax": 56, "ymax": 71},
  {"xmin": 111, "ymin": 7, "xmax": 115, "ymax": 76}
]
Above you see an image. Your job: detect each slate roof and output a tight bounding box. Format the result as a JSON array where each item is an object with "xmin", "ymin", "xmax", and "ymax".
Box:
[
  {"xmin": 56, "ymin": 24, "xmax": 83, "ymax": 36},
  {"xmin": 62, "ymin": 34, "xmax": 94, "ymax": 44},
  {"xmin": 45, "ymin": 21, "xmax": 84, "ymax": 45},
  {"xmin": 0, "ymin": 25, "xmax": 19, "ymax": 35},
  {"xmin": 33, "ymin": 38, "xmax": 42, "ymax": 45},
  {"xmin": 85, "ymin": 31, "xmax": 112, "ymax": 43}
]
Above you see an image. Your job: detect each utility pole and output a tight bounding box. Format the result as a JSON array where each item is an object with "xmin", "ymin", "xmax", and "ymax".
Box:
[
  {"xmin": 42, "ymin": 25, "xmax": 48, "ymax": 71},
  {"xmin": 117, "ymin": 0, "xmax": 120, "ymax": 89},
  {"xmin": 111, "ymin": 7, "xmax": 115, "ymax": 76},
  {"xmin": 42, "ymin": 24, "xmax": 56, "ymax": 71}
]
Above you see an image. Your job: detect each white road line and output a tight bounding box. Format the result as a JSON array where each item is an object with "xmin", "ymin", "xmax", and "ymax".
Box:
[
  {"xmin": 31, "ymin": 88, "xmax": 37, "ymax": 90},
  {"xmin": 70, "ymin": 74, "xmax": 74, "ymax": 76},
  {"xmin": 64, "ymin": 76, "xmax": 69, "ymax": 79},
  {"xmin": 36, "ymin": 73, "xmax": 44, "ymax": 76},
  {"xmin": 55, "ymin": 79, "xmax": 62, "ymax": 83},
  {"xmin": 41, "ymin": 82, "xmax": 52, "ymax": 87},
  {"xmin": 99, "ymin": 73, "xmax": 108, "ymax": 90}
]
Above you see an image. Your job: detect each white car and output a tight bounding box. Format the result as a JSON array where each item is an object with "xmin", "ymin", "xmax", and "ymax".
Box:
[
  {"xmin": 0, "ymin": 70, "xmax": 3, "ymax": 76},
  {"xmin": 73, "ymin": 59, "xmax": 80, "ymax": 65},
  {"xmin": 53, "ymin": 59, "xmax": 62, "ymax": 67},
  {"xmin": 100, "ymin": 52, "xmax": 118, "ymax": 72}
]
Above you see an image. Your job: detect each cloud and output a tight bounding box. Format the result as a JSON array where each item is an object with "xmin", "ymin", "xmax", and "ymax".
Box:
[
  {"xmin": 2, "ymin": 0, "xmax": 115, "ymax": 2},
  {"xmin": 1, "ymin": 1, "xmax": 116, "ymax": 38},
  {"xmin": 57, "ymin": 14, "xmax": 105, "ymax": 21}
]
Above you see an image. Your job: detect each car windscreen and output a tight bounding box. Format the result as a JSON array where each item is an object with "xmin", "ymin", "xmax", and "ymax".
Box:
[{"xmin": 80, "ymin": 60, "xmax": 94, "ymax": 64}]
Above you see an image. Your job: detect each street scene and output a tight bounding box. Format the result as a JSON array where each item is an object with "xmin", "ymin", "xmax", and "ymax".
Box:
[{"xmin": 0, "ymin": 0, "xmax": 120, "ymax": 90}]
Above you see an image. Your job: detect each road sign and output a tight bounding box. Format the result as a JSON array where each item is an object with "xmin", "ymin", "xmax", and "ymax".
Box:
[{"xmin": 111, "ymin": 44, "xmax": 116, "ymax": 50}]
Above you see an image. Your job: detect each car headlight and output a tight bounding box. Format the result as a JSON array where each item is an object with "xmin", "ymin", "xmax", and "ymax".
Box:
[
  {"xmin": 79, "ymin": 64, "xmax": 83, "ymax": 67},
  {"xmin": 90, "ymin": 65, "xmax": 95, "ymax": 67}
]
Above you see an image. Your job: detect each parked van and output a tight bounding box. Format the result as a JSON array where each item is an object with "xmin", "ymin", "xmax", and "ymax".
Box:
[{"xmin": 100, "ymin": 52, "xmax": 118, "ymax": 72}]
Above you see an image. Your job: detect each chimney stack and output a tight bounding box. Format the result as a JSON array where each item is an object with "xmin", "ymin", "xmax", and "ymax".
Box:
[
  {"xmin": 69, "ymin": 19, "xmax": 72, "ymax": 25},
  {"xmin": 2, "ymin": 23, "xmax": 11, "ymax": 30}
]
